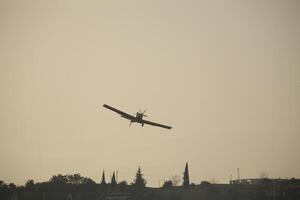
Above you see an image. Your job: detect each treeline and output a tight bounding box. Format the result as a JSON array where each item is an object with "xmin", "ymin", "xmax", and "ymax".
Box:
[
  {"xmin": 0, "ymin": 163, "xmax": 193, "ymax": 200},
  {"xmin": 2, "ymin": 163, "xmax": 298, "ymax": 200},
  {"xmin": 0, "ymin": 166, "xmax": 148, "ymax": 200}
]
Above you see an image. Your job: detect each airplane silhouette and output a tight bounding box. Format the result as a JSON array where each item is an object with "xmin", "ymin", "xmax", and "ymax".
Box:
[{"xmin": 103, "ymin": 104, "xmax": 172, "ymax": 130}]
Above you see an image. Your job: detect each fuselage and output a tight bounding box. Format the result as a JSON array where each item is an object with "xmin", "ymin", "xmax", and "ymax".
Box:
[
  {"xmin": 136, "ymin": 112, "xmax": 143, "ymax": 120},
  {"xmin": 130, "ymin": 113, "xmax": 144, "ymax": 125}
]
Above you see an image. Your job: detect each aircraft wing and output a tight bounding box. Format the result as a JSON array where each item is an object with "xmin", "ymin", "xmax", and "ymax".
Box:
[
  {"xmin": 103, "ymin": 104, "xmax": 135, "ymax": 120},
  {"xmin": 141, "ymin": 119, "xmax": 172, "ymax": 129}
]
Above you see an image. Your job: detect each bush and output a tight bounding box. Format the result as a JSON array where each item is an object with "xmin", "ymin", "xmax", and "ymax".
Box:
[{"xmin": 162, "ymin": 180, "xmax": 173, "ymax": 189}]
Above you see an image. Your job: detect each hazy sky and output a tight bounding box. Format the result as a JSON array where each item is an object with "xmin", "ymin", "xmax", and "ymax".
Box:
[{"xmin": 1, "ymin": 0, "xmax": 299, "ymax": 187}]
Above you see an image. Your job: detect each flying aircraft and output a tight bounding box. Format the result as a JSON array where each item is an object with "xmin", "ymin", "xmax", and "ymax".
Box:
[{"xmin": 103, "ymin": 104, "xmax": 172, "ymax": 129}]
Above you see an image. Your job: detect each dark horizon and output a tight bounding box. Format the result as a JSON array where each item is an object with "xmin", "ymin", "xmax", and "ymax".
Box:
[{"xmin": 1, "ymin": 165, "xmax": 300, "ymax": 200}]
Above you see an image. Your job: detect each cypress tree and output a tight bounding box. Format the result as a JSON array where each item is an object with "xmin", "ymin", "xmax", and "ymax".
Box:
[
  {"xmin": 183, "ymin": 162, "xmax": 190, "ymax": 188},
  {"xmin": 111, "ymin": 172, "xmax": 117, "ymax": 191},
  {"xmin": 101, "ymin": 170, "xmax": 106, "ymax": 185}
]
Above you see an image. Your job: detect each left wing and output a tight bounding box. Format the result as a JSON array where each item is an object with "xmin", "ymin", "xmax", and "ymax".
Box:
[
  {"xmin": 103, "ymin": 104, "xmax": 135, "ymax": 120},
  {"xmin": 141, "ymin": 119, "xmax": 172, "ymax": 129}
]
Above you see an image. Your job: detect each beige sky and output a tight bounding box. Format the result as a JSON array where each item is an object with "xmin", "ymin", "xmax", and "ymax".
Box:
[{"xmin": 0, "ymin": 0, "xmax": 299, "ymax": 186}]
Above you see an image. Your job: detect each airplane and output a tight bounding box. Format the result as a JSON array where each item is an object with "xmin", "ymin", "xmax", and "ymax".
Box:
[{"xmin": 103, "ymin": 104, "xmax": 172, "ymax": 129}]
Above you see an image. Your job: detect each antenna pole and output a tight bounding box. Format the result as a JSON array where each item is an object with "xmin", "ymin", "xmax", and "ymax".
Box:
[{"xmin": 116, "ymin": 170, "xmax": 118, "ymax": 183}]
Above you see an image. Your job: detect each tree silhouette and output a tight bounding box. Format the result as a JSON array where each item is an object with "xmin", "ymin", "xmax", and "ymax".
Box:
[
  {"xmin": 67, "ymin": 173, "xmax": 83, "ymax": 185},
  {"xmin": 0, "ymin": 180, "xmax": 7, "ymax": 189},
  {"xmin": 81, "ymin": 177, "xmax": 96, "ymax": 185},
  {"xmin": 111, "ymin": 172, "xmax": 117, "ymax": 191},
  {"xmin": 25, "ymin": 179, "xmax": 35, "ymax": 190},
  {"xmin": 183, "ymin": 162, "xmax": 190, "ymax": 188},
  {"xmin": 162, "ymin": 180, "xmax": 173, "ymax": 189},
  {"xmin": 49, "ymin": 174, "xmax": 68, "ymax": 185},
  {"xmin": 101, "ymin": 170, "xmax": 106, "ymax": 185},
  {"xmin": 133, "ymin": 166, "xmax": 146, "ymax": 191},
  {"xmin": 8, "ymin": 183, "xmax": 16, "ymax": 190},
  {"xmin": 118, "ymin": 181, "xmax": 128, "ymax": 192}
]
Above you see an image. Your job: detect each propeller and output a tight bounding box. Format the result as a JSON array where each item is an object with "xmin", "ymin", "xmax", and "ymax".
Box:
[
  {"xmin": 142, "ymin": 110, "xmax": 147, "ymax": 117},
  {"xmin": 138, "ymin": 109, "xmax": 147, "ymax": 117}
]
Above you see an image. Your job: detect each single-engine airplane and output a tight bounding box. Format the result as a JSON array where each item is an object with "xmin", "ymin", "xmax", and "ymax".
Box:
[{"xmin": 103, "ymin": 104, "xmax": 172, "ymax": 129}]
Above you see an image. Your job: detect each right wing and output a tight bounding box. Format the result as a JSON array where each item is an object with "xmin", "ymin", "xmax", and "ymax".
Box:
[
  {"xmin": 103, "ymin": 104, "xmax": 135, "ymax": 120},
  {"xmin": 141, "ymin": 119, "xmax": 172, "ymax": 130}
]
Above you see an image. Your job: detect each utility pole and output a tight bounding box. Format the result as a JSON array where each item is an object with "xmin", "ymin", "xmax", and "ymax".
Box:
[
  {"xmin": 273, "ymin": 180, "xmax": 276, "ymax": 200},
  {"xmin": 116, "ymin": 170, "xmax": 118, "ymax": 183}
]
